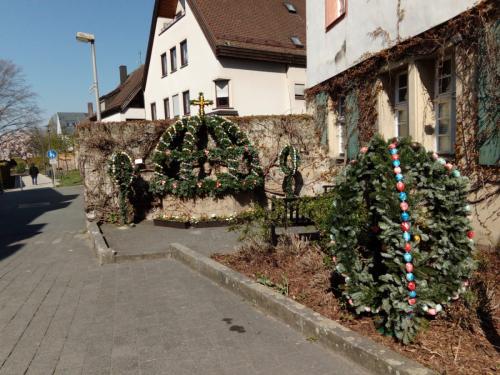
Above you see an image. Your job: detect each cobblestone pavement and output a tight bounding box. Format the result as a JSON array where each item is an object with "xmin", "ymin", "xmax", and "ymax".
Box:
[{"xmin": 0, "ymin": 187, "xmax": 370, "ymax": 375}]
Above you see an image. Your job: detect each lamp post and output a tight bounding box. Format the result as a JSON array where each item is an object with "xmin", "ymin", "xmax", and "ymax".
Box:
[{"xmin": 76, "ymin": 32, "xmax": 101, "ymax": 121}]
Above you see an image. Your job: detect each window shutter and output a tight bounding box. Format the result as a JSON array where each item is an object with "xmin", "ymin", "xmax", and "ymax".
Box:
[
  {"xmin": 346, "ymin": 91, "xmax": 359, "ymax": 159},
  {"xmin": 478, "ymin": 21, "xmax": 500, "ymax": 166},
  {"xmin": 325, "ymin": 0, "xmax": 338, "ymax": 28}
]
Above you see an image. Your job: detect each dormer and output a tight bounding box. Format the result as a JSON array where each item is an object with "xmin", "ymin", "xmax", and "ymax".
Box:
[{"xmin": 158, "ymin": 0, "xmax": 186, "ymax": 34}]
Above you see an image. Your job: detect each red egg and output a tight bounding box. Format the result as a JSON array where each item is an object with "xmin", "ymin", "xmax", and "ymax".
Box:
[
  {"xmin": 389, "ymin": 143, "xmax": 397, "ymax": 149},
  {"xmin": 404, "ymin": 243, "xmax": 412, "ymax": 252},
  {"xmin": 467, "ymin": 230, "xmax": 475, "ymax": 239},
  {"xmin": 400, "ymin": 202, "xmax": 409, "ymax": 211},
  {"xmin": 408, "ymin": 298, "xmax": 417, "ymax": 306},
  {"xmin": 445, "ymin": 163, "xmax": 453, "ymax": 171},
  {"xmin": 394, "ymin": 167, "xmax": 402, "ymax": 174},
  {"xmin": 405, "ymin": 263, "xmax": 414, "ymax": 272},
  {"xmin": 428, "ymin": 308, "xmax": 437, "ymax": 316},
  {"xmin": 396, "ymin": 182, "xmax": 405, "ymax": 192},
  {"xmin": 401, "ymin": 222, "xmax": 410, "ymax": 231},
  {"xmin": 391, "ymin": 154, "xmax": 400, "ymax": 161},
  {"xmin": 408, "ymin": 282, "xmax": 416, "ymax": 291}
]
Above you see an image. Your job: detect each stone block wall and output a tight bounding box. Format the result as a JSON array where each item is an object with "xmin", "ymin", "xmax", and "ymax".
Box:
[{"xmin": 77, "ymin": 115, "xmax": 335, "ymax": 223}]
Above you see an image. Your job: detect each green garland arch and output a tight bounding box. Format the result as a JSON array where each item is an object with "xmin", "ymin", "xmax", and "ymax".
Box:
[
  {"xmin": 108, "ymin": 151, "xmax": 134, "ymax": 224},
  {"xmin": 328, "ymin": 136, "xmax": 475, "ymax": 344},
  {"xmin": 279, "ymin": 145, "xmax": 300, "ymax": 197},
  {"xmin": 150, "ymin": 115, "xmax": 264, "ymax": 198}
]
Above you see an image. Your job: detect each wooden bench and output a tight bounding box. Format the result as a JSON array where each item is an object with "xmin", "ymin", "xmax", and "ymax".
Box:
[{"xmin": 269, "ymin": 197, "xmax": 318, "ymax": 245}]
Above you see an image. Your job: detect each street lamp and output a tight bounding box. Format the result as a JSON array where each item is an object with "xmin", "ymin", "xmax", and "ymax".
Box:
[{"xmin": 76, "ymin": 32, "xmax": 102, "ymax": 121}]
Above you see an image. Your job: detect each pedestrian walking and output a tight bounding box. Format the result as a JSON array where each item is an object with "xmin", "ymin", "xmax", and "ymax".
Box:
[{"xmin": 29, "ymin": 164, "xmax": 39, "ymax": 185}]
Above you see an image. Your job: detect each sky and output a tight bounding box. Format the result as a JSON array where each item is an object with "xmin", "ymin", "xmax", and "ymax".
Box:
[{"xmin": 0, "ymin": 0, "xmax": 155, "ymax": 124}]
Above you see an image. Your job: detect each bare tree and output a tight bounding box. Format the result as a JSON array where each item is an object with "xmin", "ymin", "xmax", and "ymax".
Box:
[{"xmin": 0, "ymin": 59, "xmax": 41, "ymax": 137}]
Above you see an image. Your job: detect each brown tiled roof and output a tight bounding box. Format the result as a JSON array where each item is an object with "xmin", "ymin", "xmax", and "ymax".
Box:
[
  {"xmin": 190, "ymin": 0, "xmax": 306, "ymax": 62},
  {"xmin": 144, "ymin": 0, "xmax": 306, "ymax": 87},
  {"xmin": 99, "ymin": 65, "xmax": 144, "ymax": 117}
]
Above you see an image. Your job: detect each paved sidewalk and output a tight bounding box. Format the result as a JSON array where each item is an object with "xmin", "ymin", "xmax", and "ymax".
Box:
[
  {"xmin": 101, "ymin": 221, "xmax": 241, "ymax": 258},
  {"xmin": 0, "ymin": 186, "xmax": 370, "ymax": 375}
]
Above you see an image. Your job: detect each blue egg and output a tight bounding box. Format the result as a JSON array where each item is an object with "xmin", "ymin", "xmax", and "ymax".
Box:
[
  {"xmin": 399, "ymin": 192, "xmax": 407, "ymax": 201},
  {"xmin": 437, "ymin": 158, "xmax": 446, "ymax": 165},
  {"xmin": 401, "ymin": 212, "xmax": 410, "ymax": 221},
  {"xmin": 396, "ymin": 174, "xmax": 404, "ymax": 181},
  {"xmin": 393, "ymin": 160, "xmax": 401, "ymax": 167},
  {"xmin": 406, "ymin": 273, "xmax": 415, "ymax": 281},
  {"xmin": 452, "ymin": 170, "xmax": 461, "ymax": 178},
  {"xmin": 403, "ymin": 232, "xmax": 411, "ymax": 241},
  {"xmin": 404, "ymin": 253, "xmax": 413, "ymax": 262},
  {"xmin": 390, "ymin": 148, "xmax": 398, "ymax": 155},
  {"xmin": 409, "ymin": 291, "xmax": 417, "ymax": 298}
]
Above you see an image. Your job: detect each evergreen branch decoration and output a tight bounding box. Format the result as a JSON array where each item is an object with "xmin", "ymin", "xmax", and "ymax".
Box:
[
  {"xmin": 328, "ymin": 136, "xmax": 476, "ymax": 344},
  {"xmin": 279, "ymin": 145, "xmax": 301, "ymax": 197},
  {"xmin": 108, "ymin": 151, "xmax": 134, "ymax": 225},
  {"xmin": 149, "ymin": 115, "xmax": 264, "ymax": 198}
]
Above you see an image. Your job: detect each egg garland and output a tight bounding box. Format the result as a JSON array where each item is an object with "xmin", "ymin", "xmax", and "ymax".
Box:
[
  {"xmin": 149, "ymin": 115, "xmax": 264, "ymax": 199},
  {"xmin": 279, "ymin": 145, "xmax": 301, "ymax": 197},
  {"xmin": 108, "ymin": 151, "xmax": 135, "ymax": 225},
  {"xmin": 389, "ymin": 142, "xmax": 420, "ymax": 314},
  {"xmin": 328, "ymin": 136, "xmax": 476, "ymax": 344}
]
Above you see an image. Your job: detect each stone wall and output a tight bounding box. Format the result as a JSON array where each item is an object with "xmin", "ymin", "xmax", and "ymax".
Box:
[{"xmin": 77, "ymin": 115, "xmax": 335, "ymax": 223}]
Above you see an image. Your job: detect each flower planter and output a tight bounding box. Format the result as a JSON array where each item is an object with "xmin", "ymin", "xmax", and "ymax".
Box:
[
  {"xmin": 153, "ymin": 219, "xmax": 190, "ymax": 229},
  {"xmin": 190, "ymin": 220, "xmax": 233, "ymax": 228}
]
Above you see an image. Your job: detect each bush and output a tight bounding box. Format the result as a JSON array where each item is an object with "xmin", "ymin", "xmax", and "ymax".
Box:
[{"xmin": 15, "ymin": 161, "xmax": 26, "ymax": 174}]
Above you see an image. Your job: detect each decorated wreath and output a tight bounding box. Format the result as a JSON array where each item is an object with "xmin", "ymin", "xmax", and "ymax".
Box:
[
  {"xmin": 149, "ymin": 115, "xmax": 264, "ymax": 198},
  {"xmin": 108, "ymin": 151, "xmax": 135, "ymax": 224},
  {"xmin": 328, "ymin": 136, "xmax": 475, "ymax": 344},
  {"xmin": 279, "ymin": 145, "xmax": 301, "ymax": 197}
]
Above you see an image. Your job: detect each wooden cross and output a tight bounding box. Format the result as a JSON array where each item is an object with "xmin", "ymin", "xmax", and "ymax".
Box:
[{"xmin": 190, "ymin": 92, "xmax": 213, "ymax": 117}]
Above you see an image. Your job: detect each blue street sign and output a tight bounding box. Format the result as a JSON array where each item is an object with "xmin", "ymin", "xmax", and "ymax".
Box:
[{"xmin": 47, "ymin": 149, "xmax": 58, "ymax": 159}]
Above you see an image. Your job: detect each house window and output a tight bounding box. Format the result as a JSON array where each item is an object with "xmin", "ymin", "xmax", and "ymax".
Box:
[
  {"xmin": 150, "ymin": 103, "xmax": 157, "ymax": 121},
  {"xmin": 182, "ymin": 91, "xmax": 190, "ymax": 115},
  {"xmin": 294, "ymin": 83, "xmax": 305, "ymax": 100},
  {"xmin": 325, "ymin": 0, "xmax": 346, "ymax": 29},
  {"xmin": 435, "ymin": 58, "xmax": 455, "ymax": 154},
  {"xmin": 163, "ymin": 98, "xmax": 170, "ymax": 119},
  {"xmin": 172, "ymin": 94, "xmax": 180, "ymax": 118},
  {"xmin": 215, "ymin": 80, "xmax": 230, "ymax": 108},
  {"xmin": 337, "ymin": 96, "xmax": 346, "ymax": 156},
  {"xmin": 170, "ymin": 47, "xmax": 177, "ymax": 72},
  {"xmin": 395, "ymin": 71, "xmax": 409, "ymax": 138},
  {"xmin": 161, "ymin": 53, "xmax": 168, "ymax": 77},
  {"xmin": 180, "ymin": 40, "xmax": 188, "ymax": 67}
]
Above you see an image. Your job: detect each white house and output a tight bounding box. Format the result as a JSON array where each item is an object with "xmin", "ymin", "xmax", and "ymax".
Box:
[
  {"xmin": 143, "ymin": 0, "xmax": 307, "ymax": 119},
  {"xmin": 306, "ymin": 0, "xmax": 480, "ymax": 158},
  {"xmin": 95, "ymin": 65, "xmax": 146, "ymax": 122}
]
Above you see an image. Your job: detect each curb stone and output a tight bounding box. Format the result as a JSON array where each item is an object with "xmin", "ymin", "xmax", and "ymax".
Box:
[
  {"xmin": 169, "ymin": 243, "xmax": 436, "ymax": 375},
  {"xmin": 86, "ymin": 220, "xmax": 116, "ymax": 265}
]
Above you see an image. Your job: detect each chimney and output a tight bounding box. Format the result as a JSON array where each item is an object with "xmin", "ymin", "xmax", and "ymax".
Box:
[
  {"xmin": 87, "ymin": 102, "xmax": 94, "ymax": 117},
  {"xmin": 119, "ymin": 65, "xmax": 128, "ymax": 84}
]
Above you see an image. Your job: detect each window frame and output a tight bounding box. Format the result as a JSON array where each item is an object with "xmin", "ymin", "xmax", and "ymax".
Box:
[
  {"xmin": 172, "ymin": 94, "xmax": 180, "ymax": 118},
  {"xmin": 163, "ymin": 98, "xmax": 170, "ymax": 119},
  {"xmin": 214, "ymin": 79, "xmax": 230, "ymax": 108},
  {"xmin": 325, "ymin": 0, "xmax": 347, "ymax": 30},
  {"xmin": 294, "ymin": 83, "xmax": 305, "ymax": 100},
  {"xmin": 170, "ymin": 47, "xmax": 177, "ymax": 73},
  {"xmin": 180, "ymin": 40, "xmax": 188, "ymax": 67},
  {"xmin": 434, "ymin": 56, "xmax": 456, "ymax": 154},
  {"xmin": 337, "ymin": 96, "xmax": 346, "ymax": 156},
  {"xmin": 182, "ymin": 91, "xmax": 190, "ymax": 116},
  {"xmin": 160, "ymin": 53, "xmax": 168, "ymax": 77},
  {"xmin": 150, "ymin": 102, "xmax": 157, "ymax": 121},
  {"xmin": 394, "ymin": 70, "xmax": 409, "ymax": 138}
]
